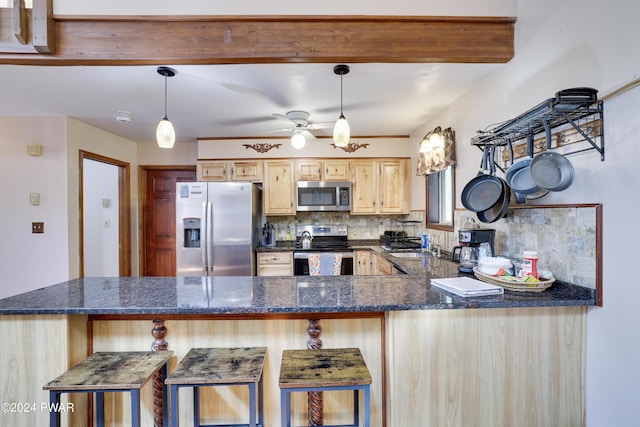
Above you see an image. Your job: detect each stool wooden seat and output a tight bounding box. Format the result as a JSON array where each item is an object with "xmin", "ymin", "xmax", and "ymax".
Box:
[
  {"xmin": 279, "ymin": 348, "xmax": 371, "ymax": 427},
  {"xmin": 166, "ymin": 347, "xmax": 267, "ymax": 427},
  {"xmin": 43, "ymin": 351, "xmax": 172, "ymax": 427}
]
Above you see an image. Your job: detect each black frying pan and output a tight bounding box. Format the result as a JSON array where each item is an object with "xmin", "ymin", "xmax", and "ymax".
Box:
[
  {"xmin": 477, "ymin": 147, "xmax": 511, "ymax": 223},
  {"xmin": 461, "ymin": 146, "xmax": 505, "ymax": 213}
]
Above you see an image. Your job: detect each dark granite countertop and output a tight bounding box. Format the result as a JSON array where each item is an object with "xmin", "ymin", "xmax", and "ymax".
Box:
[{"xmin": 0, "ymin": 249, "xmax": 595, "ymax": 316}]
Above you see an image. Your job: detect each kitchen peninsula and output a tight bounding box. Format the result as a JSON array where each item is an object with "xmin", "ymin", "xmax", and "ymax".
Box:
[{"xmin": 0, "ymin": 251, "xmax": 594, "ymax": 427}]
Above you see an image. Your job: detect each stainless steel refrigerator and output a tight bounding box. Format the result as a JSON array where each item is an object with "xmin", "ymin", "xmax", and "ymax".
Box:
[{"xmin": 176, "ymin": 182, "xmax": 262, "ymax": 276}]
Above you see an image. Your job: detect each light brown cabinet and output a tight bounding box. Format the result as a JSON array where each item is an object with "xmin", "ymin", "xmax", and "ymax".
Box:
[
  {"xmin": 197, "ymin": 161, "xmax": 228, "ymax": 181},
  {"xmin": 354, "ymin": 250, "xmax": 372, "ymax": 275},
  {"xmin": 230, "ymin": 160, "xmax": 263, "ymax": 182},
  {"xmin": 372, "ymin": 253, "xmax": 398, "ymax": 275},
  {"xmin": 296, "ymin": 159, "xmax": 351, "ymax": 181},
  {"xmin": 351, "ymin": 159, "xmax": 409, "ymax": 214},
  {"xmin": 354, "ymin": 250, "xmax": 398, "ymax": 275},
  {"xmin": 198, "ymin": 160, "xmax": 263, "ymax": 182},
  {"xmin": 257, "ymin": 252, "xmax": 293, "ymax": 276},
  {"xmin": 263, "ymin": 160, "xmax": 295, "ymax": 215}
]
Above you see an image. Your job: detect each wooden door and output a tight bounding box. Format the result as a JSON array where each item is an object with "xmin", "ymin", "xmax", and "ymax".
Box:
[{"xmin": 143, "ymin": 168, "xmax": 196, "ymax": 276}]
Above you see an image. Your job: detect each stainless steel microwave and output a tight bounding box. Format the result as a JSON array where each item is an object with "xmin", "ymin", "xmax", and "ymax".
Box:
[{"xmin": 296, "ymin": 181, "xmax": 351, "ymax": 211}]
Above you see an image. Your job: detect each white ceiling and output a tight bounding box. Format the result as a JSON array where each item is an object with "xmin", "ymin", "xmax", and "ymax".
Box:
[{"xmin": 0, "ymin": 62, "xmax": 502, "ymax": 145}]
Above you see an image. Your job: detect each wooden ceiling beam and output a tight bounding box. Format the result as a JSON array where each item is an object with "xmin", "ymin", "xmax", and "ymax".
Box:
[{"xmin": 0, "ymin": 14, "xmax": 515, "ymax": 65}]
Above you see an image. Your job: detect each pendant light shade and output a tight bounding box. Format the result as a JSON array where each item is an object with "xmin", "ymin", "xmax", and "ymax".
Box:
[
  {"xmin": 156, "ymin": 66, "xmax": 177, "ymax": 149},
  {"xmin": 333, "ymin": 114, "xmax": 350, "ymax": 147},
  {"xmin": 333, "ymin": 64, "xmax": 350, "ymax": 148},
  {"xmin": 291, "ymin": 130, "xmax": 306, "ymax": 149},
  {"xmin": 156, "ymin": 118, "xmax": 175, "ymax": 149}
]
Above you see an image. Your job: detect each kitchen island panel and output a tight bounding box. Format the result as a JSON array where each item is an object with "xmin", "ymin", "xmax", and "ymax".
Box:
[
  {"xmin": 0, "ymin": 314, "xmax": 88, "ymax": 427},
  {"xmin": 387, "ymin": 306, "xmax": 585, "ymax": 427},
  {"xmin": 92, "ymin": 316, "xmax": 384, "ymax": 427}
]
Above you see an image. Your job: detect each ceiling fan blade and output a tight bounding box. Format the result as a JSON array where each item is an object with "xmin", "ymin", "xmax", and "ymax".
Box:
[
  {"xmin": 260, "ymin": 128, "xmax": 293, "ymax": 134},
  {"xmin": 217, "ymin": 116, "xmax": 276, "ymax": 126},
  {"xmin": 302, "ymin": 130, "xmax": 317, "ymax": 139},
  {"xmin": 307, "ymin": 121, "xmax": 334, "ymax": 130},
  {"xmin": 272, "ymin": 113, "xmax": 295, "ymax": 124}
]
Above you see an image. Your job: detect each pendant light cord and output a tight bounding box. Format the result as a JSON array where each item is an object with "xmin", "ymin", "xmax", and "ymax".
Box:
[
  {"xmin": 163, "ymin": 74, "xmax": 168, "ymax": 120},
  {"xmin": 340, "ymin": 72, "xmax": 344, "ymax": 116}
]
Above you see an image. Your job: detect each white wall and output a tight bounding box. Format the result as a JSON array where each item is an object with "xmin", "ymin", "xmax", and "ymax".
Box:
[
  {"xmin": 427, "ymin": 0, "xmax": 640, "ymax": 424},
  {"xmin": 83, "ymin": 159, "xmax": 119, "ymax": 276},
  {"xmin": 53, "ymin": 0, "xmax": 516, "ymax": 17},
  {"xmin": 0, "ymin": 117, "xmax": 70, "ymax": 299}
]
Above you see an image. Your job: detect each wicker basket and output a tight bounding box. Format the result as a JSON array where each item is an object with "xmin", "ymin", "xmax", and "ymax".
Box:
[{"xmin": 473, "ymin": 268, "xmax": 554, "ymax": 292}]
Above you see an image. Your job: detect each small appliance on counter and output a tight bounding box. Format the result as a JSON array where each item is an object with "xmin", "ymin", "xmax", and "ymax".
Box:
[
  {"xmin": 261, "ymin": 222, "xmax": 276, "ymax": 247},
  {"xmin": 451, "ymin": 228, "xmax": 496, "ymax": 273}
]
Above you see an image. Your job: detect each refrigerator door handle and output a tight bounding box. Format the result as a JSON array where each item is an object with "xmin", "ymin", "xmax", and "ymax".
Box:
[
  {"xmin": 206, "ymin": 201, "xmax": 214, "ymax": 273},
  {"xmin": 201, "ymin": 202, "xmax": 207, "ymax": 273}
]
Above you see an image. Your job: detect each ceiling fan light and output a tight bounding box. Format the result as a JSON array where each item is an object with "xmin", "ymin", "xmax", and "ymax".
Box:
[
  {"xmin": 333, "ymin": 114, "xmax": 350, "ymax": 147},
  {"xmin": 291, "ymin": 132, "xmax": 306, "ymax": 149},
  {"xmin": 156, "ymin": 117, "xmax": 175, "ymax": 148}
]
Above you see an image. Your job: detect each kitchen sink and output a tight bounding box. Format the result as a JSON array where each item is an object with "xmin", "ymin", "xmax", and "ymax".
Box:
[{"xmin": 389, "ymin": 252, "xmax": 426, "ymax": 258}]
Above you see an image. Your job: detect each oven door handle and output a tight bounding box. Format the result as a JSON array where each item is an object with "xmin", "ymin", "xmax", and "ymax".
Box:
[{"xmin": 294, "ymin": 251, "xmax": 353, "ymax": 260}]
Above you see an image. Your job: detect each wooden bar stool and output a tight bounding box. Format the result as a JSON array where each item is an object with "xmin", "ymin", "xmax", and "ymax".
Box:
[
  {"xmin": 43, "ymin": 351, "xmax": 172, "ymax": 427},
  {"xmin": 166, "ymin": 347, "xmax": 267, "ymax": 427},
  {"xmin": 279, "ymin": 348, "xmax": 371, "ymax": 427}
]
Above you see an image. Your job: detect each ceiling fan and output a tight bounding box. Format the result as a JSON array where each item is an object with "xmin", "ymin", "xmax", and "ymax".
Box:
[{"xmin": 264, "ymin": 110, "xmax": 334, "ymax": 140}]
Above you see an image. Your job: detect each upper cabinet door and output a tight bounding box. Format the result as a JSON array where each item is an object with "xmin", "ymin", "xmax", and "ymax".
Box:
[
  {"xmin": 230, "ymin": 160, "xmax": 263, "ymax": 182},
  {"xmin": 324, "ymin": 160, "xmax": 351, "ymax": 181},
  {"xmin": 264, "ymin": 160, "xmax": 295, "ymax": 215},
  {"xmin": 296, "ymin": 160, "xmax": 323, "ymax": 181},
  {"xmin": 379, "ymin": 159, "xmax": 409, "ymax": 214},
  {"xmin": 351, "ymin": 160, "xmax": 378, "ymax": 214},
  {"xmin": 197, "ymin": 161, "xmax": 228, "ymax": 181}
]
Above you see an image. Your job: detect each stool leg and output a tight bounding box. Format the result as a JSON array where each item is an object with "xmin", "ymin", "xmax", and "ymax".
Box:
[
  {"xmin": 248, "ymin": 383, "xmax": 256, "ymax": 427},
  {"xmin": 96, "ymin": 392, "xmax": 104, "ymax": 427},
  {"xmin": 258, "ymin": 377, "xmax": 264, "ymax": 427},
  {"xmin": 280, "ymin": 389, "xmax": 291, "ymax": 427},
  {"xmin": 353, "ymin": 389, "xmax": 359, "ymax": 427},
  {"xmin": 49, "ymin": 391, "xmax": 61, "ymax": 427},
  {"xmin": 363, "ymin": 385, "xmax": 371, "ymax": 427},
  {"xmin": 193, "ymin": 386, "xmax": 200, "ymax": 427},
  {"xmin": 170, "ymin": 384, "xmax": 179, "ymax": 427},
  {"xmin": 131, "ymin": 389, "xmax": 141, "ymax": 427}
]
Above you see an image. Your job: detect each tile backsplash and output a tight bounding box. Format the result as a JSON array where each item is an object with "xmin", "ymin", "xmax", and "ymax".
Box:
[
  {"xmin": 449, "ymin": 206, "xmax": 598, "ymax": 289},
  {"xmin": 266, "ymin": 205, "xmax": 598, "ymax": 289}
]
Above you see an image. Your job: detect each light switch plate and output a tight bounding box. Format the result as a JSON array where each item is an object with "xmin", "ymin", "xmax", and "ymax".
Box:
[
  {"xmin": 32, "ymin": 222, "xmax": 44, "ymax": 233},
  {"xmin": 30, "ymin": 192, "xmax": 40, "ymax": 206}
]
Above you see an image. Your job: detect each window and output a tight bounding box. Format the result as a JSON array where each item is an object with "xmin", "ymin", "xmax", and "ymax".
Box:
[{"xmin": 426, "ymin": 165, "xmax": 454, "ymax": 231}]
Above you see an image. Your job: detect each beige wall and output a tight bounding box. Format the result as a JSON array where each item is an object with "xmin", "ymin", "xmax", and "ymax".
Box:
[{"xmin": 0, "ymin": 117, "xmax": 70, "ymax": 298}]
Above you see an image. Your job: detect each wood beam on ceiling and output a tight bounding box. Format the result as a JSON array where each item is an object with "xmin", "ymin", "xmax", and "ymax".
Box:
[{"xmin": 0, "ymin": 14, "xmax": 515, "ymax": 65}]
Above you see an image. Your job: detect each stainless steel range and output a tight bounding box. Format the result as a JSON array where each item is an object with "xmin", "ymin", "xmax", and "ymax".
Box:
[{"xmin": 293, "ymin": 224, "xmax": 353, "ymax": 275}]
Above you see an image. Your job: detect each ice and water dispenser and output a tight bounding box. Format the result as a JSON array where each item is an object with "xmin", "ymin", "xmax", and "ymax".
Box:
[{"xmin": 182, "ymin": 218, "xmax": 201, "ymax": 248}]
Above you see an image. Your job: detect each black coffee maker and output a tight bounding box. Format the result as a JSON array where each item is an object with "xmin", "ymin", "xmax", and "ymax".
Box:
[{"xmin": 451, "ymin": 228, "xmax": 495, "ymax": 273}]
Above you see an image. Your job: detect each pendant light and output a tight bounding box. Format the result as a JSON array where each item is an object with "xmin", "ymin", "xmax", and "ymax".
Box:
[
  {"xmin": 332, "ymin": 64, "xmax": 350, "ymax": 148},
  {"xmin": 156, "ymin": 66, "xmax": 177, "ymax": 149}
]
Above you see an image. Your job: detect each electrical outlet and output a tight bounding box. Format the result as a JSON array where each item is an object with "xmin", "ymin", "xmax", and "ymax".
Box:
[{"xmin": 32, "ymin": 222, "xmax": 44, "ymax": 233}]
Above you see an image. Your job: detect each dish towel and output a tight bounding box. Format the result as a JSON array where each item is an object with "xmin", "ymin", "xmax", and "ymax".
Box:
[
  {"xmin": 309, "ymin": 253, "xmax": 343, "ymax": 276},
  {"xmin": 318, "ymin": 253, "xmax": 336, "ymax": 276}
]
